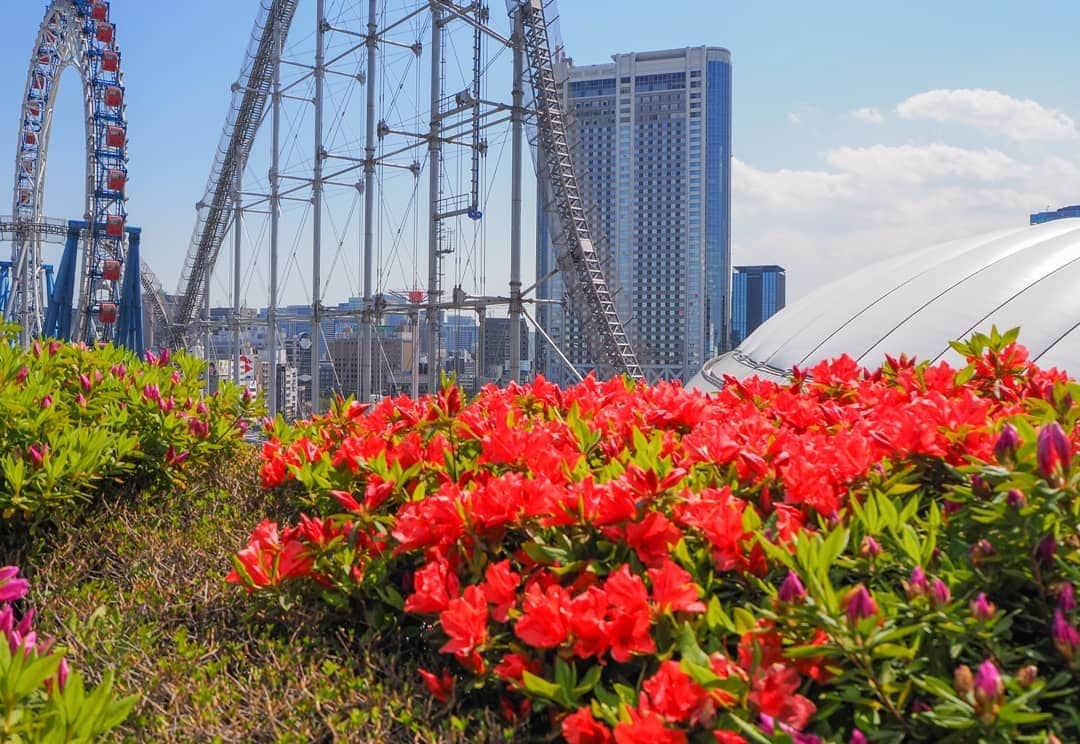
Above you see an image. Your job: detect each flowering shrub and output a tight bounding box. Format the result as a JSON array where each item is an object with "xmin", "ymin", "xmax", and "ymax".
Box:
[
  {"xmin": 0, "ymin": 565, "xmax": 135, "ymax": 740},
  {"xmin": 231, "ymin": 327, "xmax": 1080, "ymax": 742},
  {"xmin": 0, "ymin": 325, "xmax": 256, "ymax": 527}
]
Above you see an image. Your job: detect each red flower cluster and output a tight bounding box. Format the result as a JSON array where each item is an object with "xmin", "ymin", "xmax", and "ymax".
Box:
[{"xmin": 232, "ymin": 338, "xmax": 1075, "ymax": 741}]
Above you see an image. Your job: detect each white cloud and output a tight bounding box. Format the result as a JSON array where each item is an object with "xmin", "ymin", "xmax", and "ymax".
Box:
[
  {"xmin": 787, "ymin": 112, "xmax": 802, "ymax": 125},
  {"xmin": 897, "ymin": 88, "xmax": 1079, "ymax": 142},
  {"xmin": 732, "ymin": 144, "xmax": 1080, "ymax": 300},
  {"xmin": 850, "ymin": 107, "xmax": 884, "ymax": 124},
  {"xmin": 824, "ymin": 144, "xmax": 1023, "ymax": 185}
]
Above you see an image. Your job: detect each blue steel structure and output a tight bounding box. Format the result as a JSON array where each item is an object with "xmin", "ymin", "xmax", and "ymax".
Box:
[
  {"xmin": 1030, "ymin": 205, "xmax": 1080, "ymax": 225},
  {"xmin": 8, "ymin": 0, "xmax": 137, "ymax": 349}
]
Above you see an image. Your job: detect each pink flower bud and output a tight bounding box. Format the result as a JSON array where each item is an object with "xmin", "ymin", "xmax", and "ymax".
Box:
[
  {"xmin": 0, "ymin": 567, "xmax": 29, "ymax": 603},
  {"xmin": 844, "ymin": 584, "xmax": 878, "ymax": 623},
  {"xmin": 849, "ymin": 731, "xmax": 867, "ymax": 744},
  {"xmin": 1016, "ymin": 665, "xmax": 1038, "ymax": 688},
  {"xmin": 55, "ymin": 657, "xmax": 68, "ymax": 693},
  {"xmin": 197, "ymin": 401, "xmax": 208, "ymax": 416},
  {"xmin": 164, "ymin": 446, "xmax": 189, "ymax": 467},
  {"xmin": 79, "ymin": 374, "xmax": 91, "ymax": 393},
  {"xmin": 15, "ymin": 366, "xmax": 28, "ymax": 385},
  {"xmin": 47, "ymin": 341, "xmax": 61, "ymax": 356},
  {"xmin": 1059, "ymin": 584, "xmax": 1077, "ymax": 612},
  {"xmin": 1006, "ymin": 488, "xmax": 1026, "ymax": 508},
  {"xmin": 1037, "ymin": 421, "xmax": 1071, "ymax": 482},
  {"xmin": 171, "ymin": 370, "xmax": 182, "ymax": 384},
  {"xmin": 906, "ymin": 566, "xmax": 929, "ymax": 599},
  {"xmin": 27, "ymin": 445, "xmax": 43, "ymax": 469},
  {"xmin": 931, "ymin": 578, "xmax": 951, "ymax": 608},
  {"xmin": 859, "ymin": 536, "xmax": 881, "ymax": 559},
  {"xmin": 31, "ymin": 340, "xmax": 42, "ymax": 358},
  {"xmin": 969, "ymin": 539, "xmax": 995, "ymax": 566},
  {"xmin": 74, "ymin": 393, "xmax": 86, "ymax": 407},
  {"xmin": 93, "ymin": 369, "xmax": 102, "ymax": 384},
  {"xmin": 971, "ymin": 592, "xmax": 996, "ymax": 621},
  {"xmin": 970, "ymin": 474, "xmax": 991, "ymax": 500},
  {"xmin": 973, "ymin": 659, "xmax": 1003, "ymax": 721},
  {"xmin": 778, "ymin": 571, "xmax": 807, "ymax": 603},
  {"xmin": 39, "ymin": 395, "xmax": 52, "ymax": 410},
  {"xmin": 994, "ymin": 423, "xmax": 1021, "ymax": 467},
  {"xmin": 1052, "ymin": 609, "xmax": 1080, "ymax": 661},
  {"xmin": 953, "ymin": 664, "xmax": 974, "ymax": 695},
  {"xmin": 145, "ymin": 350, "xmax": 158, "ymax": 365}
]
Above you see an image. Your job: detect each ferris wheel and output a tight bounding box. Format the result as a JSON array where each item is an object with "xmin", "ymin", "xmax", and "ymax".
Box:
[{"xmin": 5, "ymin": 0, "xmax": 142, "ymax": 348}]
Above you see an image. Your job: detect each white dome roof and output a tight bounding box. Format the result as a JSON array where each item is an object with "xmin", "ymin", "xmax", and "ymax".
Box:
[{"xmin": 692, "ymin": 219, "xmax": 1080, "ymax": 391}]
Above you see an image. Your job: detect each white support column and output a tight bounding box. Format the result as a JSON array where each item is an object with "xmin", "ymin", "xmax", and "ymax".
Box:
[
  {"xmin": 508, "ymin": 7, "xmax": 524, "ymax": 384},
  {"xmin": 268, "ymin": 15, "xmax": 282, "ymax": 418},
  {"xmin": 311, "ymin": 0, "xmax": 326, "ymax": 414},
  {"xmin": 426, "ymin": 2, "xmax": 443, "ymax": 396},
  {"xmin": 232, "ymin": 154, "xmax": 243, "ymax": 386},
  {"xmin": 361, "ymin": 0, "xmax": 377, "ymax": 403}
]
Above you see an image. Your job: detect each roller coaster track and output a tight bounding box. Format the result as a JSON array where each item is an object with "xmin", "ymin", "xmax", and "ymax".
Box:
[
  {"xmin": 172, "ymin": 0, "xmax": 299, "ymax": 339},
  {"xmin": 514, "ymin": 0, "xmax": 642, "ymax": 379}
]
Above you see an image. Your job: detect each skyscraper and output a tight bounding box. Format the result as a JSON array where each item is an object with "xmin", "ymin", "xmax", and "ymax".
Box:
[
  {"xmin": 731, "ymin": 265, "xmax": 786, "ymax": 347},
  {"xmin": 536, "ymin": 47, "xmax": 732, "ymax": 384}
]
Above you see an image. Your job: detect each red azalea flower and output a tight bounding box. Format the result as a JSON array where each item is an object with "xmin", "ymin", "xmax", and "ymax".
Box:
[
  {"xmin": 648, "ymin": 559, "xmax": 706, "ymax": 614},
  {"xmin": 604, "ymin": 567, "xmax": 655, "ymax": 661},
  {"xmin": 330, "ymin": 489, "xmax": 363, "ymax": 514},
  {"xmin": 404, "ymin": 553, "xmax": 460, "ymax": 614},
  {"xmin": 613, "ymin": 706, "xmax": 687, "ymax": 744},
  {"xmin": 625, "ymin": 512, "xmax": 682, "ymax": 567},
  {"xmin": 418, "ymin": 667, "xmax": 453, "ymax": 702},
  {"xmin": 493, "ymin": 653, "xmax": 541, "ymax": 686},
  {"xmin": 642, "ymin": 661, "xmax": 709, "ymax": 723},
  {"xmin": 481, "ymin": 559, "xmax": 521, "ymax": 623},
  {"xmin": 713, "ymin": 732, "xmax": 747, "ymax": 744},
  {"xmin": 748, "ymin": 664, "xmax": 816, "ymax": 731},
  {"xmin": 562, "ymin": 706, "xmax": 613, "ymax": 744},
  {"xmin": 515, "ymin": 582, "xmax": 571, "ymax": 649},
  {"xmin": 568, "ymin": 586, "xmax": 611, "ymax": 659},
  {"xmin": 439, "ymin": 585, "xmax": 489, "ymax": 659}
]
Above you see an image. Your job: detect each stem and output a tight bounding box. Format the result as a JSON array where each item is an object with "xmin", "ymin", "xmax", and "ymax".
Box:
[{"xmin": 851, "ymin": 649, "xmax": 914, "ymax": 736}]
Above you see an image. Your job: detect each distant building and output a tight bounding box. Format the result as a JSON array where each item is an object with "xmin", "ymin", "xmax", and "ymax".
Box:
[
  {"xmin": 732, "ymin": 265, "xmax": 785, "ymax": 347},
  {"xmin": 537, "ymin": 46, "xmax": 733, "ymax": 384},
  {"xmin": 444, "ymin": 314, "xmax": 479, "ymax": 354},
  {"xmin": 257, "ymin": 358, "xmax": 299, "ymax": 420},
  {"xmin": 482, "ymin": 317, "xmax": 529, "ymax": 384},
  {"xmin": 1031, "ymin": 205, "xmax": 1080, "ymax": 225}
]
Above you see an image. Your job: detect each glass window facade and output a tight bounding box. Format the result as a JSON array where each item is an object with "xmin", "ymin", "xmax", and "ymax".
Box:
[
  {"xmin": 731, "ymin": 265, "xmax": 786, "ymax": 347},
  {"xmin": 705, "ymin": 55, "xmax": 732, "ymax": 357},
  {"xmin": 536, "ymin": 48, "xmax": 732, "ymax": 384}
]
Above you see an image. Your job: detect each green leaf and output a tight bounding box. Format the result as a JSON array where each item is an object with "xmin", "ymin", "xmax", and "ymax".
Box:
[
  {"xmin": 676, "ymin": 622, "xmax": 711, "ymax": 668},
  {"xmin": 521, "ymin": 671, "xmax": 561, "ymax": 701},
  {"xmin": 732, "ymin": 607, "xmax": 756, "ymax": 634}
]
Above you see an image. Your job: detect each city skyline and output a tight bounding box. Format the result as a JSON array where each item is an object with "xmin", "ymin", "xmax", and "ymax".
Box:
[{"xmin": 2, "ymin": 1, "xmax": 1079, "ymax": 318}]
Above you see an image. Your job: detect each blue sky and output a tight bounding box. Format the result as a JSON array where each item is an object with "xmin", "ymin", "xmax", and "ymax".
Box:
[{"xmin": 3, "ymin": 0, "xmax": 1080, "ymax": 308}]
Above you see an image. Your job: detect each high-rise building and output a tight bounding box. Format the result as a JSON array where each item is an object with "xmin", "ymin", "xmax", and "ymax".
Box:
[
  {"xmin": 1031, "ymin": 205, "xmax": 1080, "ymax": 225},
  {"xmin": 482, "ymin": 317, "xmax": 530, "ymax": 384},
  {"xmin": 731, "ymin": 265, "xmax": 785, "ymax": 347},
  {"xmin": 536, "ymin": 46, "xmax": 732, "ymax": 383}
]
